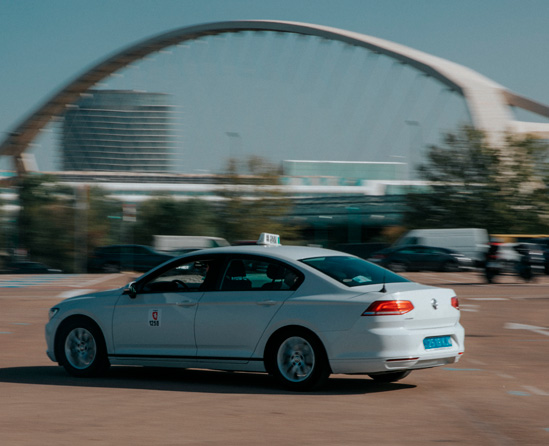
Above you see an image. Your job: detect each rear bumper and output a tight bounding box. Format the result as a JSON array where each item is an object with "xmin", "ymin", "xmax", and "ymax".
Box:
[
  {"xmin": 330, "ymin": 351, "xmax": 462, "ymax": 374},
  {"xmin": 325, "ymin": 323, "xmax": 465, "ymax": 375}
]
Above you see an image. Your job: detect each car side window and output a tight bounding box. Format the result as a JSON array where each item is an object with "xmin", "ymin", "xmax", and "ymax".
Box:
[
  {"xmin": 221, "ymin": 258, "xmax": 302, "ymax": 291},
  {"xmin": 399, "ymin": 247, "xmax": 417, "ymax": 254},
  {"xmin": 141, "ymin": 259, "xmax": 213, "ymax": 293}
]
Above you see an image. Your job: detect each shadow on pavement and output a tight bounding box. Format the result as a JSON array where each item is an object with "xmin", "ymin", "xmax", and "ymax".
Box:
[{"xmin": 0, "ymin": 365, "xmax": 415, "ymax": 395}]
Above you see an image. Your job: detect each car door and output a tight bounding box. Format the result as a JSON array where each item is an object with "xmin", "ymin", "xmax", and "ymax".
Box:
[
  {"xmin": 130, "ymin": 245, "xmax": 160, "ymax": 272},
  {"xmin": 417, "ymin": 246, "xmax": 439, "ymax": 270},
  {"xmin": 396, "ymin": 246, "xmax": 423, "ymax": 269},
  {"xmin": 112, "ymin": 257, "xmax": 216, "ymax": 357},
  {"xmin": 194, "ymin": 257, "xmax": 301, "ymax": 359}
]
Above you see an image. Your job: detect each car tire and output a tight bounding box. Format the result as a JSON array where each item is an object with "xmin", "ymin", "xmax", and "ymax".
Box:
[
  {"xmin": 368, "ymin": 370, "xmax": 411, "ymax": 383},
  {"xmin": 387, "ymin": 261, "xmax": 407, "ymax": 272},
  {"xmin": 441, "ymin": 261, "xmax": 459, "ymax": 272},
  {"xmin": 266, "ymin": 329, "xmax": 330, "ymax": 391},
  {"xmin": 102, "ymin": 262, "xmax": 120, "ymax": 273},
  {"xmin": 56, "ymin": 318, "xmax": 110, "ymax": 377}
]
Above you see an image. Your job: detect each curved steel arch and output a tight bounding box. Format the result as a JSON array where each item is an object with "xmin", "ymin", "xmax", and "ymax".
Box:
[{"xmin": 3, "ymin": 20, "xmax": 549, "ymax": 174}]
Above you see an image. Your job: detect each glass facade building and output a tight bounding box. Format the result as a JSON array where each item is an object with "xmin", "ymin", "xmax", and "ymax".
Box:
[{"xmin": 62, "ymin": 90, "xmax": 175, "ymax": 172}]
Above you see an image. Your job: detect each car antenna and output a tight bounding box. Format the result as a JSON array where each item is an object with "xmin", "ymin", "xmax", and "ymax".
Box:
[{"xmin": 380, "ymin": 273, "xmax": 387, "ymax": 293}]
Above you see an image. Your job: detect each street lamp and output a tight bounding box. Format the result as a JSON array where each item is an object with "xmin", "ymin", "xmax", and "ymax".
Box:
[
  {"xmin": 225, "ymin": 131, "xmax": 241, "ymax": 162},
  {"xmin": 404, "ymin": 120, "xmax": 424, "ymax": 181}
]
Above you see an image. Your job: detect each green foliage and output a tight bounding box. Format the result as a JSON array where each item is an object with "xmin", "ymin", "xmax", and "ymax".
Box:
[
  {"xmin": 405, "ymin": 126, "xmax": 549, "ymax": 234},
  {"xmin": 133, "ymin": 197, "xmax": 219, "ymax": 245},
  {"xmin": 10, "ymin": 156, "xmax": 301, "ymax": 270},
  {"xmin": 17, "ymin": 175, "xmax": 75, "ymax": 271},
  {"xmin": 16, "ymin": 176, "xmax": 121, "ymax": 272}
]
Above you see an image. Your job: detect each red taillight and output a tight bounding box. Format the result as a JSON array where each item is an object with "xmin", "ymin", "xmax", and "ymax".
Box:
[
  {"xmin": 362, "ymin": 300, "xmax": 414, "ymax": 316},
  {"xmin": 451, "ymin": 296, "xmax": 460, "ymax": 310}
]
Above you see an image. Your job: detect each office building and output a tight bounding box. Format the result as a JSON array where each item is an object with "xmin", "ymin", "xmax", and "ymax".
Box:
[{"xmin": 62, "ymin": 90, "xmax": 175, "ymax": 172}]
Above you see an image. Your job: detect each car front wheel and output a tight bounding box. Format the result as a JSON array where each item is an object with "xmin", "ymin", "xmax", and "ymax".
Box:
[
  {"xmin": 267, "ymin": 329, "xmax": 330, "ymax": 391},
  {"xmin": 56, "ymin": 318, "xmax": 110, "ymax": 377}
]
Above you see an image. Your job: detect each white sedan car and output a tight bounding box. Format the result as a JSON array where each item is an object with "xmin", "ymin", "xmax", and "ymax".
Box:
[{"xmin": 46, "ymin": 234, "xmax": 464, "ymax": 391}]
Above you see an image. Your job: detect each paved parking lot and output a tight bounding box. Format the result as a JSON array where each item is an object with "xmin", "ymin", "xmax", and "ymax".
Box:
[{"xmin": 0, "ymin": 271, "xmax": 548, "ymax": 445}]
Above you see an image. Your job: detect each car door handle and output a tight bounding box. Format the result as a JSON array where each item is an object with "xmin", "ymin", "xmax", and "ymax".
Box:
[
  {"xmin": 176, "ymin": 301, "xmax": 197, "ymax": 307},
  {"xmin": 257, "ymin": 300, "xmax": 277, "ymax": 306}
]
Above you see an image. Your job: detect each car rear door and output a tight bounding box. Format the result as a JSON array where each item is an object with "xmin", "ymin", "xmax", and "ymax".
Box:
[{"xmin": 194, "ymin": 256, "xmax": 300, "ymax": 359}]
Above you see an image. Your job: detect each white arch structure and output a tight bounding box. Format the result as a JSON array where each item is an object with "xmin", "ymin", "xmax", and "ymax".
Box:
[{"xmin": 2, "ymin": 20, "xmax": 549, "ymax": 174}]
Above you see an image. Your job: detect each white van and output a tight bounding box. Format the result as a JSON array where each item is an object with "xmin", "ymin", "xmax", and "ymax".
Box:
[
  {"xmin": 153, "ymin": 235, "xmax": 230, "ymax": 253},
  {"xmin": 395, "ymin": 228, "xmax": 489, "ymax": 265}
]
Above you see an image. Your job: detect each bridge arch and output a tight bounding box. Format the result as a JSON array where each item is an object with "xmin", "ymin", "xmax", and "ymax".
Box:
[{"xmin": 2, "ymin": 20, "xmax": 549, "ymax": 174}]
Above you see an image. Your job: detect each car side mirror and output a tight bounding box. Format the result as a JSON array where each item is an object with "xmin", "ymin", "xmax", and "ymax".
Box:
[{"xmin": 123, "ymin": 282, "xmax": 137, "ymax": 299}]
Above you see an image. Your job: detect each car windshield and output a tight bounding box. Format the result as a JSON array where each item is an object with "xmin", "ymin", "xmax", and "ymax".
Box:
[{"xmin": 300, "ymin": 255, "xmax": 410, "ymax": 287}]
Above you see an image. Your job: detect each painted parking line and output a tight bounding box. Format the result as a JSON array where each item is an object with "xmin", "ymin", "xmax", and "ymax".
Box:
[
  {"xmin": 496, "ymin": 373, "xmax": 515, "ymax": 379},
  {"xmin": 460, "ymin": 304, "xmax": 479, "ymax": 312},
  {"xmin": 469, "ymin": 297, "xmax": 509, "ymax": 301},
  {"xmin": 0, "ymin": 274, "xmax": 125, "ymax": 290},
  {"xmin": 522, "ymin": 386, "xmax": 549, "ymax": 396},
  {"xmin": 0, "ymin": 275, "xmax": 87, "ymax": 288},
  {"xmin": 508, "ymin": 390, "xmax": 530, "ymax": 396},
  {"xmin": 505, "ymin": 322, "xmax": 549, "ymax": 337},
  {"xmin": 443, "ymin": 368, "xmax": 482, "ymax": 372},
  {"xmin": 69, "ymin": 274, "xmax": 123, "ymax": 288}
]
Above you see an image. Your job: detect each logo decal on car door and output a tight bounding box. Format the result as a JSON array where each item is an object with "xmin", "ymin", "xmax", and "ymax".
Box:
[{"xmin": 149, "ymin": 309, "xmax": 161, "ymax": 327}]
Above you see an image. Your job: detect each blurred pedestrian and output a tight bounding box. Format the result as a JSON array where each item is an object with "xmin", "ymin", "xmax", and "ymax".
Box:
[{"xmin": 484, "ymin": 243, "xmax": 500, "ymax": 283}]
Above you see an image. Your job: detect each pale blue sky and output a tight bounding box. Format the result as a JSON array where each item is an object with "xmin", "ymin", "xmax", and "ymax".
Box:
[{"xmin": 1, "ymin": 0, "xmax": 549, "ymax": 173}]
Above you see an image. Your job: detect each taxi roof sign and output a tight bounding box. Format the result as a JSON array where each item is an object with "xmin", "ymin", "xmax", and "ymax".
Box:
[{"xmin": 257, "ymin": 233, "xmax": 281, "ymax": 246}]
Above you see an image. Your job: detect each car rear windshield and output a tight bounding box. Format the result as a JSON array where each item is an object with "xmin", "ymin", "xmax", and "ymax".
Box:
[{"xmin": 300, "ymin": 256, "xmax": 410, "ymax": 287}]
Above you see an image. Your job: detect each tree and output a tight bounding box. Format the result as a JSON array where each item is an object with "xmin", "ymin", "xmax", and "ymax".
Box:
[
  {"xmin": 133, "ymin": 197, "xmax": 219, "ymax": 245},
  {"xmin": 404, "ymin": 126, "xmax": 549, "ymax": 234},
  {"xmin": 16, "ymin": 176, "xmax": 121, "ymax": 272},
  {"xmin": 16, "ymin": 175, "xmax": 75, "ymax": 271}
]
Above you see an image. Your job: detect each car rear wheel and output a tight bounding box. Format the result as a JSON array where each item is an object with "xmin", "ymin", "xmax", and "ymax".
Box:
[
  {"xmin": 368, "ymin": 370, "xmax": 411, "ymax": 383},
  {"xmin": 267, "ymin": 329, "xmax": 330, "ymax": 391},
  {"xmin": 56, "ymin": 318, "xmax": 110, "ymax": 377}
]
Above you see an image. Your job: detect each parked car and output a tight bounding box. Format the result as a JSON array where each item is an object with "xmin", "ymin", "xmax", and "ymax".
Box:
[
  {"xmin": 3, "ymin": 261, "xmax": 62, "ymax": 274},
  {"xmin": 46, "ymin": 233, "xmax": 464, "ymax": 391},
  {"xmin": 369, "ymin": 245, "xmax": 473, "ymax": 272},
  {"xmin": 88, "ymin": 245, "xmax": 174, "ymax": 273},
  {"xmin": 395, "ymin": 228, "xmax": 489, "ymax": 266}
]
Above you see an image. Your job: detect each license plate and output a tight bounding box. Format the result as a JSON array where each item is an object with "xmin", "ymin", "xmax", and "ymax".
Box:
[{"xmin": 423, "ymin": 336, "xmax": 452, "ymax": 350}]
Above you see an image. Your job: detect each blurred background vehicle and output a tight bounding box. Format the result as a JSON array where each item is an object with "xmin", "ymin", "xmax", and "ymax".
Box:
[
  {"xmin": 2, "ymin": 261, "xmax": 63, "ymax": 274},
  {"xmin": 369, "ymin": 245, "xmax": 472, "ymax": 272},
  {"xmin": 153, "ymin": 235, "xmax": 229, "ymax": 253},
  {"xmin": 335, "ymin": 243, "xmax": 390, "ymax": 260},
  {"xmin": 88, "ymin": 244, "xmax": 174, "ymax": 273},
  {"xmin": 394, "ymin": 228, "xmax": 489, "ymax": 267}
]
